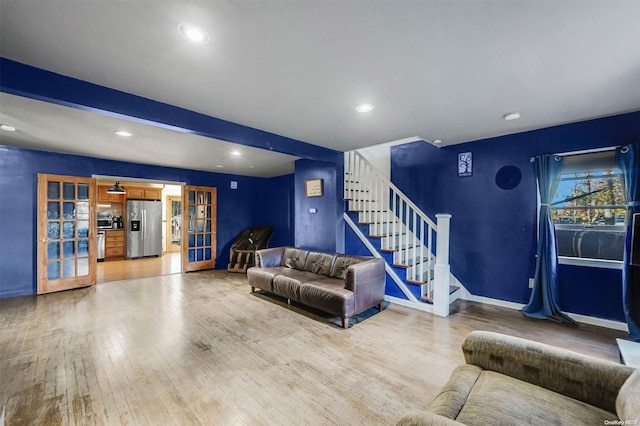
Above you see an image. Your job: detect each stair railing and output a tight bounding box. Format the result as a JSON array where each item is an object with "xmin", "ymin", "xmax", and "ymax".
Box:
[
  {"xmin": 345, "ymin": 150, "xmax": 452, "ymax": 313},
  {"xmin": 345, "ymin": 150, "xmax": 437, "ymax": 281}
]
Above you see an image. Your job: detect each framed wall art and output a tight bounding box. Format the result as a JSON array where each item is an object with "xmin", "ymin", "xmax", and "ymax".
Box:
[
  {"xmin": 305, "ymin": 179, "xmax": 324, "ymax": 197},
  {"xmin": 458, "ymin": 152, "xmax": 472, "ymax": 177}
]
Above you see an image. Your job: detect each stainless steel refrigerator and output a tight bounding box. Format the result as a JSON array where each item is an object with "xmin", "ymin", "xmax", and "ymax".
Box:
[{"xmin": 126, "ymin": 200, "xmax": 162, "ymax": 258}]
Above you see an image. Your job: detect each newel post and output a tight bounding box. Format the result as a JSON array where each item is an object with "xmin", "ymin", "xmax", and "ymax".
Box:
[{"xmin": 434, "ymin": 214, "xmax": 452, "ymax": 317}]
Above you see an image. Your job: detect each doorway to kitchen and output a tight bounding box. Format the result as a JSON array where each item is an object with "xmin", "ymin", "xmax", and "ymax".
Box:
[{"xmin": 95, "ymin": 177, "xmax": 184, "ymax": 284}]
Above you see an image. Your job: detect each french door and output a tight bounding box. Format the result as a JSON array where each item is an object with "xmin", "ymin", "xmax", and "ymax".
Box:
[
  {"xmin": 182, "ymin": 186, "xmax": 217, "ymax": 272},
  {"xmin": 37, "ymin": 174, "xmax": 96, "ymax": 293}
]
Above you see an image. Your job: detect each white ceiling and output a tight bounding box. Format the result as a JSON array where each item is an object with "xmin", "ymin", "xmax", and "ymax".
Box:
[
  {"xmin": 1, "ymin": 1, "xmax": 639, "ymax": 176},
  {"xmin": 0, "ymin": 92, "xmax": 299, "ymax": 178}
]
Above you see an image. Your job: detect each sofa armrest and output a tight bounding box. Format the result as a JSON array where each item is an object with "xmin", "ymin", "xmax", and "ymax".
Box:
[
  {"xmin": 396, "ymin": 410, "xmax": 464, "ymax": 426},
  {"xmin": 345, "ymin": 258, "xmax": 385, "ymax": 313},
  {"xmin": 462, "ymin": 330, "xmax": 635, "ymax": 414},
  {"xmin": 255, "ymin": 247, "xmax": 285, "ymax": 268}
]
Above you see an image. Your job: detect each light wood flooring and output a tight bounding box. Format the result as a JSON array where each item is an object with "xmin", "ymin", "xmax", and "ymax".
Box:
[
  {"xmin": 96, "ymin": 252, "xmax": 181, "ymax": 284},
  {"xmin": 0, "ymin": 271, "xmax": 628, "ymax": 426}
]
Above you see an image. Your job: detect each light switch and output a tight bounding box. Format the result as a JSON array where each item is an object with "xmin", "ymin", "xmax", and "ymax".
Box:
[
  {"xmin": 309, "ymin": 208, "xmax": 317, "ymax": 214},
  {"xmin": 230, "ymin": 181, "xmax": 238, "ymax": 189}
]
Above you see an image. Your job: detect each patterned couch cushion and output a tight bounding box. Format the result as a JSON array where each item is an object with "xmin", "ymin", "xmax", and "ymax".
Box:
[{"xmin": 455, "ymin": 371, "xmax": 615, "ymax": 425}]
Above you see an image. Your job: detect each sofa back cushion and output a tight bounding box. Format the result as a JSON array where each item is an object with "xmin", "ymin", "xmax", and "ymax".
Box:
[
  {"xmin": 329, "ymin": 254, "xmax": 368, "ymax": 279},
  {"xmin": 303, "ymin": 252, "xmax": 335, "ymax": 276},
  {"xmin": 281, "ymin": 247, "xmax": 308, "ymax": 270}
]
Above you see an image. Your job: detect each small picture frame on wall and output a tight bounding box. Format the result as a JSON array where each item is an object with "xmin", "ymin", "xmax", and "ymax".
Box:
[
  {"xmin": 458, "ymin": 152, "xmax": 472, "ymax": 177},
  {"xmin": 305, "ymin": 179, "xmax": 324, "ymax": 197}
]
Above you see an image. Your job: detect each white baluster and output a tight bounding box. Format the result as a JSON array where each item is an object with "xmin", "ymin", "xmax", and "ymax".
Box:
[{"xmin": 413, "ymin": 211, "xmax": 417, "ymax": 281}]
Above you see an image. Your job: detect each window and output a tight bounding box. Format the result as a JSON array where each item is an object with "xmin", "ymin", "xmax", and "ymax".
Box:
[{"xmin": 551, "ymin": 150, "xmax": 626, "ymax": 264}]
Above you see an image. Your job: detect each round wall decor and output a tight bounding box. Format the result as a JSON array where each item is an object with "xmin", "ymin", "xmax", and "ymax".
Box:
[{"xmin": 495, "ymin": 165, "xmax": 522, "ymax": 190}]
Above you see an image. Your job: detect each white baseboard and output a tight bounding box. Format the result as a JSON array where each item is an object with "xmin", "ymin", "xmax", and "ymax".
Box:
[
  {"xmin": 565, "ymin": 312, "xmax": 629, "ymax": 332},
  {"xmin": 465, "ymin": 294, "xmax": 629, "ymax": 332},
  {"xmin": 387, "ymin": 292, "xmax": 629, "ymax": 333}
]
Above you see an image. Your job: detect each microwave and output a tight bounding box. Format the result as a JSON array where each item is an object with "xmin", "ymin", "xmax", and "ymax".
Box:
[{"xmin": 97, "ymin": 213, "xmax": 113, "ymax": 230}]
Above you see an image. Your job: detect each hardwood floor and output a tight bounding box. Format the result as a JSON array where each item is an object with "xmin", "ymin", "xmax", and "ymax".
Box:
[
  {"xmin": 0, "ymin": 271, "xmax": 628, "ymax": 426},
  {"xmin": 96, "ymin": 252, "xmax": 181, "ymax": 284}
]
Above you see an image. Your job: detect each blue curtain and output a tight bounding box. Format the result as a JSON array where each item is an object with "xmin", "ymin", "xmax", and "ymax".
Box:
[
  {"xmin": 617, "ymin": 144, "xmax": 640, "ymax": 341},
  {"xmin": 522, "ymin": 154, "xmax": 575, "ymax": 323}
]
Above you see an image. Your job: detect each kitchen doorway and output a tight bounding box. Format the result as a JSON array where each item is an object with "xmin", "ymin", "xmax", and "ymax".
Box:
[{"xmin": 94, "ymin": 177, "xmax": 184, "ymax": 284}]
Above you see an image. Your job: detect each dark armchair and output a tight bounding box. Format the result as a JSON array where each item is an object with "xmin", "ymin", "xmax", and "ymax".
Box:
[{"xmin": 227, "ymin": 225, "xmax": 274, "ymax": 273}]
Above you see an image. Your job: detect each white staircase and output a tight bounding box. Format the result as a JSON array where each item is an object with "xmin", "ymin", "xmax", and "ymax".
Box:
[{"xmin": 344, "ymin": 150, "xmax": 461, "ymax": 316}]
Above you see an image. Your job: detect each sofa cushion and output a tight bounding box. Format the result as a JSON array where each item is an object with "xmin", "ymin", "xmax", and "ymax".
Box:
[
  {"xmin": 616, "ymin": 368, "xmax": 640, "ymax": 421},
  {"xmin": 303, "ymin": 252, "xmax": 335, "ymax": 276},
  {"xmin": 329, "ymin": 254, "xmax": 366, "ymax": 279},
  {"xmin": 461, "ymin": 330, "xmax": 632, "ymax": 413},
  {"xmin": 282, "ymin": 247, "xmax": 308, "ymax": 270},
  {"xmin": 300, "ymin": 278, "xmax": 355, "ymax": 317},
  {"xmin": 272, "ymin": 269, "xmax": 321, "ymax": 301},
  {"xmin": 247, "ymin": 266, "xmax": 289, "ymax": 292},
  {"xmin": 455, "ymin": 370, "xmax": 615, "ymax": 426}
]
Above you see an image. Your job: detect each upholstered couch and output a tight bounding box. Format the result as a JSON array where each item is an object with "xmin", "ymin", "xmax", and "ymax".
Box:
[
  {"xmin": 247, "ymin": 247, "xmax": 386, "ymax": 328},
  {"xmin": 398, "ymin": 330, "xmax": 639, "ymax": 426}
]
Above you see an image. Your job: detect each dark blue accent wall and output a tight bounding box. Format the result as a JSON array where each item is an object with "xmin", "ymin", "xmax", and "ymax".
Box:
[
  {"xmin": 390, "ymin": 112, "xmax": 640, "ymax": 322},
  {"xmin": 294, "ymin": 159, "xmax": 343, "ymax": 253},
  {"xmin": 250, "ymin": 174, "xmax": 295, "ymax": 249},
  {"xmin": 0, "ymin": 145, "xmax": 294, "ymax": 298}
]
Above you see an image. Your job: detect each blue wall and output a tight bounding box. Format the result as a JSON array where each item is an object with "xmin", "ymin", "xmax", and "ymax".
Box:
[
  {"xmin": 390, "ymin": 112, "xmax": 640, "ymax": 322},
  {"xmin": 0, "ymin": 145, "xmax": 295, "ymax": 298},
  {"xmin": 250, "ymin": 174, "xmax": 295, "ymax": 249},
  {"xmin": 294, "ymin": 159, "xmax": 344, "ymax": 253}
]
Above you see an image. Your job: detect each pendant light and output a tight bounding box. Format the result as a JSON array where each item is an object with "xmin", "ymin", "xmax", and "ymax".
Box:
[{"xmin": 107, "ymin": 181, "xmax": 126, "ymax": 194}]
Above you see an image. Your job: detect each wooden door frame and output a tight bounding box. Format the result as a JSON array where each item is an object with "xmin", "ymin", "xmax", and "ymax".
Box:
[
  {"xmin": 37, "ymin": 174, "xmax": 97, "ymax": 294},
  {"xmin": 166, "ymin": 195, "xmax": 182, "ymax": 253}
]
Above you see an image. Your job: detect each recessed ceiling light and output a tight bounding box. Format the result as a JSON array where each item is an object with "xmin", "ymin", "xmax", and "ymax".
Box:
[
  {"xmin": 433, "ymin": 139, "xmax": 442, "ymax": 144},
  {"xmin": 231, "ymin": 150, "xmax": 241, "ymax": 156},
  {"xmin": 356, "ymin": 104, "xmax": 374, "ymax": 113},
  {"xmin": 178, "ymin": 23, "xmax": 210, "ymax": 44},
  {"xmin": 503, "ymin": 112, "xmax": 520, "ymax": 121},
  {"xmin": 216, "ymin": 165, "xmax": 224, "ymax": 168},
  {"xmin": 115, "ymin": 130, "xmax": 132, "ymax": 137},
  {"xmin": 1, "ymin": 124, "xmax": 16, "ymax": 132}
]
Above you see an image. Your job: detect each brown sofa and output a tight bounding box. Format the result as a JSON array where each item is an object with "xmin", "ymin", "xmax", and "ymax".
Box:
[
  {"xmin": 398, "ymin": 330, "xmax": 640, "ymax": 426},
  {"xmin": 247, "ymin": 247, "xmax": 386, "ymax": 328}
]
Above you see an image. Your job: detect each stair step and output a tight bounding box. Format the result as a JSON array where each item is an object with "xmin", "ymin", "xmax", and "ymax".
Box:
[
  {"xmin": 419, "ymin": 286, "xmax": 460, "ymax": 303},
  {"xmin": 370, "ymin": 233, "xmax": 407, "ymax": 239},
  {"xmin": 392, "ymin": 256, "xmax": 431, "ymax": 268}
]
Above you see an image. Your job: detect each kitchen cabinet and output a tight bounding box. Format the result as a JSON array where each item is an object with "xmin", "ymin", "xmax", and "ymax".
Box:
[
  {"xmin": 104, "ymin": 230, "xmax": 125, "ymax": 260},
  {"xmin": 98, "ymin": 185, "xmax": 124, "ymax": 203},
  {"xmin": 126, "ymin": 187, "xmax": 162, "ymax": 200}
]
